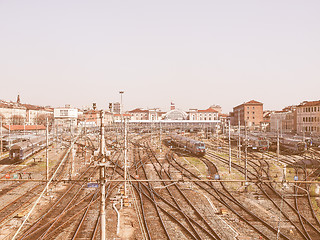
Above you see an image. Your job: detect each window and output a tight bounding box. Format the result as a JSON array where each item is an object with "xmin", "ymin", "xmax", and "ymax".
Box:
[
  {"xmin": 247, "ymin": 107, "xmax": 249, "ymax": 110},
  {"xmin": 303, "ymin": 117, "xmax": 305, "ymax": 122},
  {"xmin": 253, "ymin": 116, "xmax": 255, "ymax": 119},
  {"xmin": 253, "ymin": 107, "xmax": 255, "ymax": 110},
  {"xmin": 253, "ymin": 111, "xmax": 255, "ymax": 114},
  {"xmin": 247, "ymin": 112, "xmax": 249, "ymax": 114},
  {"xmin": 60, "ymin": 110, "xmax": 68, "ymax": 116},
  {"xmin": 247, "ymin": 117, "xmax": 249, "ymax": 119}
]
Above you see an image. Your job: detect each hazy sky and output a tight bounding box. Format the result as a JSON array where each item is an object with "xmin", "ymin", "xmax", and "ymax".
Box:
[{"xmin": 1, "ymin": 1, "xmax": 319, "ymax": 113}]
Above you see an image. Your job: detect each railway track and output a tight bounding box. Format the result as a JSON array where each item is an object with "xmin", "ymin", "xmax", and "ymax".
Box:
[
  {"xmin": 204, "ymin": 147, "xmax": 320, "ymax": 239},
  {"xmin": 0, "ymin": 145, "xmax": 70, "ymax": 230}
]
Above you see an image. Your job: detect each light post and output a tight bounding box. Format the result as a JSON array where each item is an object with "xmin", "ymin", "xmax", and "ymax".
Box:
[
  {"xmin": 46, "ymin": 118, "xmax": 49, "ymax": 195},
  {"xmin": 99, "ymin": 110, "xmax": 107, "ymax": 240},
  {"xmin": 119, "ymin": 91, "xmax": 124, "ymax": 120},
  {"xmin": 119, "ymin": 90, "xmax": 128, "ymax": 196}
]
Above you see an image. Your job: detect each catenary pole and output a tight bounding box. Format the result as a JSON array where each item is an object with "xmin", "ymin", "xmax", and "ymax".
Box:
[
  {"xmin": 228, "ymin": 120, "xmax": 231, "ymax": 173},
  {"xmin": 99, "ymin": 110, "xmax": 106, "ymax": 240},
  {"xmin": 46, "ymin": 117, "xmax": 49, "ymax": 194}
]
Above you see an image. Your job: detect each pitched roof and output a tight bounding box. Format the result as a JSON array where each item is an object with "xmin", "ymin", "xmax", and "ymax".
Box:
[
  {"xmin": 198, "ymin": 107, "xmax": 218, "ymax": 113},
  {"xmin": 245, "ymin": 100, "xmax": 263, "ymax": 105},
  {"xmin": 3, "ymin": 125, "xmax": 46, "ymax": 131},
  {"xmin": 297, "ymin": 100, "xmax": 320, "ymax": 107},
  {"xmin": 128, "ymin": 108, "xmax": 149, "ymax": 113},
  {"xmin": 234, "ymin": 100, "xmax": 263, "ymax": 109}
]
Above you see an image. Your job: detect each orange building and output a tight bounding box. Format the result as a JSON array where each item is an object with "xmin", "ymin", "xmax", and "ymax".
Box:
[{"xmin": 231, "ymin": 100, "xmax": 263, "ymax": 127}]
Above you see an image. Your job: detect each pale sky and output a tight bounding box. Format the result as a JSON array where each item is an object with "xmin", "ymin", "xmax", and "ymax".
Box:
[{"xmin": 1, "ymin": 1, "xmax": 319, "ymax": 113}]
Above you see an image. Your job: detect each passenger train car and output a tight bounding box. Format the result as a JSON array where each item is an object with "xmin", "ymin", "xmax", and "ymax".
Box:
[
  {"xmin": 170, "ymin": 134, "xmax": 206, "ymax": 156},
  {"xmin": 229, "ymin": 133, "xmax": 269, "ymax": 152},
  {"xmin": 279, "ymin": 138, "xmax": 307, "ymax": 154},
  {"xmin": 9, "ymin": 136, "xmax": 50, "ymax": 162}
]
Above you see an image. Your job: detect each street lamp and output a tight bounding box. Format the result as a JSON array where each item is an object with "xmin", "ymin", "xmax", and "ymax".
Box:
[
  {"xmin": 119, "ymin": 91, "xmax": 128, "ymax": 197},
  {"xmin": 119, "ymin": 91, "xmax": 124, "ymax": 118}
]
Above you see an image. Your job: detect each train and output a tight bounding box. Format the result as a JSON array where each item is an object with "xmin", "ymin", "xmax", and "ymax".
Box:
[
  {"xmin": 9, "ymin": 136, "xmax": 51, "ymax": 161},
  {"xmin": 265, "ymin": 135, "xmax": 307, "ymax": 155},
  {"xmin": 279, "ymin": 138, "xmax": 306, "ymax": 154},
  {"xmin": 311, "ymin": 138, "xmax": 320, "ymax": 149},
  {"xmin": 244, "ymin": 136, "xmax": 269, "ymax": 152},
  {"xmin": 229, "ymin": 132, "xmax": 269, "ymax": 152},
  {"xmin": 169, "ymin": 134, "xmax": 206, "ymax": 156}
]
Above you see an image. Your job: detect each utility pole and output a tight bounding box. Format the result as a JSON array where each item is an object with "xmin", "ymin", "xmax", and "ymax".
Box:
[
  {"xmin": 23, "ymin": 120, "xmax": 26, "ymax": 137},
  {"xmin": 0, "ymin": 117, "xmax": 2, "ymax": 158},
  {"xmin": 99, "ymin": 110, "xmax": 106, "ymax": 240},
  {"xmin": 277, "ymin": 120, "xmax": 280, "ymax": 162},
  {"xmin": 46, "ymin": 118, "xmax": 49, "ymax": 194},
  {"xmin": 70, "ymin": 119, "xmax": 74, "ymax": 179},
  {"xmin": 124, "ymin": 119, "xmax": 128, "ymax": 196},
  {"xmin": 228, "ymin": 120, "xmax": 232, "ymax": 173},
  {"xmin": 245, "ymin": 120, "xmax": 248, "ymax": 182},
  {"xmin": 119, "ymin": 90, "xmax": 127, "ymax": 196},
  {"xmin": 84, "ymin": 118, "xmax": 87, "ymax": 165},
  {"xmin": 238, "ymin": 118, "xmax": 241, "ymax": 162},
  {"xmin": 159, "ymin": 120, "xmax": 162, "ymax": 152},
  {"xmin": 8, "ymin": 123, "xmax": 11, "ymax": 150}
]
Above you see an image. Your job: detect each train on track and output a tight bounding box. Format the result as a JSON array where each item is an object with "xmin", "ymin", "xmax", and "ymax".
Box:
[
  {"xmin": 265, "ymin": 136, "xmax": 307, "ymax": 154},
  {"xmin": 9, "ymin": 136, "xmax": 51, "ymax": 161},
  {"xmin": 278, "ymin": 138, "xmax": 307, "ymax": 154},
  {"xmin": 169, "ymin": 134, "xmax": 206, "ymax": 156},
  {"xmin": 229, "ymin": 133, "xmax": 269, "ymax": 152}
]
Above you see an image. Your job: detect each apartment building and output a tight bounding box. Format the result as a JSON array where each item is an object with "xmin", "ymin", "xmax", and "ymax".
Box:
[
  {"xmin": 231, "ymin": 100, "xmax": 263, "ymax": 127},
  {"xmin": 296, "ymin": 101, "xmax": 320, "ymax": 135}
]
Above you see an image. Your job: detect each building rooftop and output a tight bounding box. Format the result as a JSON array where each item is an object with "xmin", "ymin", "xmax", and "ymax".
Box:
[
  {"xmin": 128, "ymin": 108, "xmax": 149, "ymax": 113},
  {"xmin": 198, "ymin": 107, "xmax": 218, "ymax": 113},
  {"xmin": 3, "ymin": 125, "xmax": 46, "ymax": 131},
  {"xmin": 298, "ymin": 100, "xmax": 320, "ymax": 107},
  {"xmin": 234, "ymin": 100, "xmax": 263, "ymax": 109}
]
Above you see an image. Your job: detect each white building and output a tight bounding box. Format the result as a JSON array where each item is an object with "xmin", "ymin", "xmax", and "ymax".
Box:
[
  {"xmin": 188, "ymin": 107, "xmax": 219, "ymax": 121},
  {"xmin": 0, "ymin": 100, "xmax": 26, "ymax": 124},
  {"xmin": 54, "ymin": 106, "xmax": 78, "ymax": 128}
]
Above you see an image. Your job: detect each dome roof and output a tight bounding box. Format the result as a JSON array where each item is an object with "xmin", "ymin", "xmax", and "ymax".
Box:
[{"xmin": 163, "ymin": 109, "xmax": 188, "ymax": 120}]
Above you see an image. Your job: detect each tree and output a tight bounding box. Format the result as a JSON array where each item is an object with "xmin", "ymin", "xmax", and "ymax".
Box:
[
  {"xmin": 35, "ymin": 114, "xmax": 54, "ymax": 128},
  {"xmin": 11, "ymin": 115, "xmax": 24, "ymax": 125}
]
